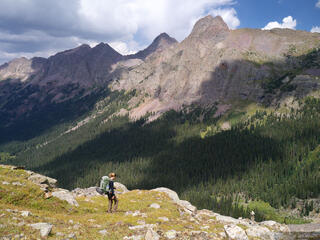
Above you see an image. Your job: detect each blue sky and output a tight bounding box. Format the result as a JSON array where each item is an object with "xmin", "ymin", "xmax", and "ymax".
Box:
[
  {"xmin": 236, "ymin": 0, "xmax": 319, "ymax": 31},
  {"xmin": 0, "ymin": 0, "xmax": 319, "ymax": 64}
]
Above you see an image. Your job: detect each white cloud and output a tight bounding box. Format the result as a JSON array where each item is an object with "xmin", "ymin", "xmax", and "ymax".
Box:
[
  {"xmin": 209, "ymin": 8, "xmax": 240, "ymax": 29},
  {"xmin": 262, "ymin": 16, "xmax": 297, "ymax": 30},
  {"xmin": 311, "ymin": 26, "xmax": 320, "ymax": 33},
  {"xmin": 316, "ymin": 0, "xmax": 320, "ymax": 8},
  {"xmin": 0, "ymin": 0, "xmax": 240, "ymax": 64},
  {"xmin": 109, "ymin": 41, "xmax": 138, "ymax": 55}
]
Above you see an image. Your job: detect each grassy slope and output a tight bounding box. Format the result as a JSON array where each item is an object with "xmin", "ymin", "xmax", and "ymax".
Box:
[{"xmin": 0, "ymin": 166, "xmax": 229, "ymax": 240}]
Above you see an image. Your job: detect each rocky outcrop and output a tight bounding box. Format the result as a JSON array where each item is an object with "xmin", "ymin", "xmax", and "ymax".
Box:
[
  {"xmin": 52, "ymin": 190, "xmax": 79, "ymax": 206},
  {"xmin": 1, "ymin": 164, "xmax": 320, "ymax": 239},
  {"xmin": 111, "ymin": 16, "xmax": 320, "ymax": 120},
  {"xmin": 130, "ymin": 33, "xmax": 178, "ymax": 60},
  {"xmin": 224, "ymin": 224, "xmax": 248, "ymax": 240},
  {"xmin": 29, "ymin": 222, "xmax": 53, "ymax": 238},
  {"xmin": 152, "ymin": 187, "xmax": 197, "ymax": 214}
]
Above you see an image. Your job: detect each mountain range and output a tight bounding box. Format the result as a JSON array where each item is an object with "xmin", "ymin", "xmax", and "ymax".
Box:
[
  {"xmin": 1, "ymin": 15, "xmax": 319, "ymax": 129},
  {"xmin": 1, "ymin": 15, "xmax": 320, "ymax": 223}
]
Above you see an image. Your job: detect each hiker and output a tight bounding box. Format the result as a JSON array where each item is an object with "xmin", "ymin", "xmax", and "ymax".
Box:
[
  {"xmin": 107, "ymin": 172, "xmax": 118, "ymax": 213},
  {"xmin": 97, "ymin": 172, "xmax": 119, "ymax": 212}
]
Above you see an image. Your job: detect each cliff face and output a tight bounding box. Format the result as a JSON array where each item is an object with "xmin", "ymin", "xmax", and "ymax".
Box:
[
  {"xmin": 0, "ymin": 33, "xmax": 177, "ymax": 126},
  {"xmin": 0, "ymin": 15, "xmax": 319, "ymax": 133},
  {"xmin": 111, "ymin": 16, "xmax": 320, "ymax": 119},
  {"xmin": 1, "ymin": 164, "xmax": 316, "ymax": 240}
]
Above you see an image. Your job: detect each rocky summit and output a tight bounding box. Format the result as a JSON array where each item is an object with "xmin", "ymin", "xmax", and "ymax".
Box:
[
  {"xmin": 1, "ymin": 164, "xmax": 319, "ymax": 240},
  {"xmin": 0, "ymin": 16, "xmax": 319, "ymax": 124},
  {"xmin": 111, "ymin": 16, "xmax": 320, "ymax": 119}
]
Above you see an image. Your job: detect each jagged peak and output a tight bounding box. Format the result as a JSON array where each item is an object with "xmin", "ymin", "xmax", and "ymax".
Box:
[
  {"xmin": 153, "ymin": 32, "xmax": 177, "ymax": 43},
  {"xmin": 130, "ymin": 33, "xmax": 177, "ymax": 60},
  {"xmin": 189, "ymin": 15, "xmax": 229, "ymax": 39}
]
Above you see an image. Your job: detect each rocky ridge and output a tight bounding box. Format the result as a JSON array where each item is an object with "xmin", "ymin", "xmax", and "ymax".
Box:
[
  {"xmin": 0, "ymin": 15, "xmax": 319, "ymax": 138},
  {"xmin": 1, "ymin": 164, "xmax": 319, "ymax": 239},
  {"xmin": 111, "ymin": 15, "xmax": 320, "ymax": 120}
]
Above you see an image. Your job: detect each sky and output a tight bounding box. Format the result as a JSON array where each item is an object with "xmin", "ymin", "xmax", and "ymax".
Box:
[{"xmin": 0, "ymin": 0, "xmax": 319, "ymax": 64}]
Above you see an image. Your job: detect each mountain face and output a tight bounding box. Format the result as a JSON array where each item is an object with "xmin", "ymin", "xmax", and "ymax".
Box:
[
  {"xmin": 0, "ymin": 33, "xmax": 177, "ymax": 132},
  {"xmin": 111, "ymin": 15, "xmax": 320, "ymax": 119},
  {"xmin": 0, "ymin": 15, "xmax": 319, "ymax": 134},
  {"xmin": 131, "ymin": 32, "xmax": 178, "ymax": 60}
]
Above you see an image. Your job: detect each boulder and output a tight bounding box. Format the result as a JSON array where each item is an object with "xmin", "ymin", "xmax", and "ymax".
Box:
[
  {"xmin": 114, "ymin": 182, "xmax": 129, "ymax": 193},
  {"xmin": 165, "ymin": 230, "xmax": 178, "ymax": 239},
  {"xmin": 224, "ymin": 224, "xmax": 248, "ymax": 240},
  {"xmin": 152, "ymin": 187, "xmax": 197, "ymax": 214},
  {"xmin": 28, "ymin": 173, "xmax": 57, "ymax": 188},
  {"xmin": 52, "ymin": 190, "xmax": 79, "ymax": 206},
  {"xmin": 145, "ymin": 228, "xmax": 160, "ymax": 240},
  {"xmin": 157, "ymin": 217, "xmax": 169, "ymax": 222},
  {"xmin": 98, "ymin": 229, "xmax": 108, "ymax": 235},
  {"xmin": 20, "ymin": 211, "xmax": 31, "ymax": 217},
  {"xmin": 72, "ymin": 187, "xmax": 101, "ymax": 197},
  {"xmin": 245, "ymin": 226, "xmax": 273, "ymax": 239},
  {"xmin": 29, "ymin": 223, "xmax": 53, "ymax": 238},
  {"xmin": 149, "ymin": 203, "xmax": 160, "ymax": 209}
]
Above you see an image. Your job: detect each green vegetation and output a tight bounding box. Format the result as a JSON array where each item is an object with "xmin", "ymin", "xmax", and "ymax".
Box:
[
  {"xmin": 2, "ymin": 166, "xmax": 228, "ymax": 239},
  {"xmin": 1, "ymin": 94, "xmax": 320, "ymax": 223}
]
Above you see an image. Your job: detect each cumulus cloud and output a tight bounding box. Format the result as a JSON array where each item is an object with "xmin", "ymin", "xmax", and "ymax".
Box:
[
  {"xmin": 262, "ymin": 16, "xmax": 297, "ymax": 30},
  {"xmin": 316, "ymin": 0, "xmax": 320, "ymax": 8},
  {"xmin": 0, "ymin": 0, "xmax": 240, "ymax": 64},
  {"xmin": 209, "ymin": 8, "xmax": 240, "ymax": 29},
  {"xmin": 311, "ymin": 26, "xmax": 320, "ymax": 33}
]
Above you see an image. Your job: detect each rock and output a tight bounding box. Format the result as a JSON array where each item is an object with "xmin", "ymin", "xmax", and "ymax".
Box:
[
  {"xmin": 71, "ymin": 187, "xmax": 100, "ymax": 197},
  {"xmin": 196, "ymin": 209, "xmax": 216, "ymax": 217},
  {"xmin": 44, "ymin": 192, "xmax": 52, "ymax": 199},
  {"xmin": 98, "ymin": 229, "xmax": 108, "ymax": 235},
  {"xmin": 123, "ymin": 235, "xmax": 143, "ymax": 240},
  {"xmin": 246, "ymin": 226, "xmax": 273, "ymax": 239},
  {"xmin": 67, "ymin": 233, "xmax": 77, "ymax": 239},
  {"xmin": 157, "ymin": 217, "xmax": 169, "ymax": 221},
  {"xmin": 224, "ymin": 224, "xmax": 248, "ymax": 240},
  {"xmin": 165, "ymin": 230, "xmax": 177, "ymax": 239},
  {"xmin": 12, "ymin": 181, "xmax": 23, "ymax": 186},
  {"xmin": 149, "ymin": 203, "xmax": 160, "ymax": 209},
  {"xmin": 29, "ymin": 223, "xmax": 53, "ymax": 238},
  {"xmin": 2, "ymin": 181, "xmax": 10, "ymax": 185},
  {"xmin": 152, "ymin": 187, "xmax": 197, "ymax": 214},
  {"xmin": 20, "ymin": 211, "xmax": 31, "ymax": 217},
  {"xmin": 261, "ymin": 220, "xmax": 290, "ymax": 232},
  {"xmin": 114, "ymin": 182, "xmax": 129, "ymax": 193},
  {"xmin": 145, "ymin": 228, "xmax": 160, "ymax": 240},
  {"xmin": 52, "ymin": 190, "xmax": 79, "ymax": 206},
  {"xmin": 28, "ymin": 173, "xmax": 57, "ymax": 188},
  {"xmin": 129, "ymin": 224, "xmax": 155, "ymax": 230},
  {"xmin": 215, "ymin": 214, "xmax": 242, "ymax": 225},
  {"xmin": 73, "ymin": 224, "xmax": 81, "ymax": 230}
]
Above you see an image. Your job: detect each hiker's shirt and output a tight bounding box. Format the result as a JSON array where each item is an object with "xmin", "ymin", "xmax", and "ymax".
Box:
[{"xmin": 108, "ymin": 180, "xmax": 115, "ymax": 196}]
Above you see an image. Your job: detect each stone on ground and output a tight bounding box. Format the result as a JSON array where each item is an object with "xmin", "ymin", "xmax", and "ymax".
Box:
[
  {"xmin": 145, "ymin": 228, "xmax": 160, "ymax": 240},
  {"xmin": 52, "ymin": 190, "xmax": 79, "ymax": 206},
  {"xmin": 149, "ymin": 203, "xmax": 160, "ymax": 209},
  {"xmin": 224, "ymin": 224, "xmax": 248, "ymax": 240},
  {"xmin": 29, "ymin": 223, "xmax": 53, "ymax": 238}
]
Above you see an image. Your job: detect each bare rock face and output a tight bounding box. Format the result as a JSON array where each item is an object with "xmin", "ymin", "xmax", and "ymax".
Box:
[
  {"xmin": 224, "ymin": 224, "xmax": 248, "ymax": 240},
  {"xmin": 52, "ymin": 190, "xmax": 79, "ymax": 206},
  {"xmin": 152, "ymin": 187, "xmax": 197, "ymax": 214},
  {"xmin": 131, "ymin": 33, "xmax": 178, "ymax": 60},
  {"xmin": 0, "ymin": 57, "xmax": 37, "ymax": 82},
  {"xmin": 112, "ymin": 15, "xmax": 320, "ymax": 120},
  {"xmin": 188, "ymin": 15, "xmax": 229, "ymax": 41}
]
